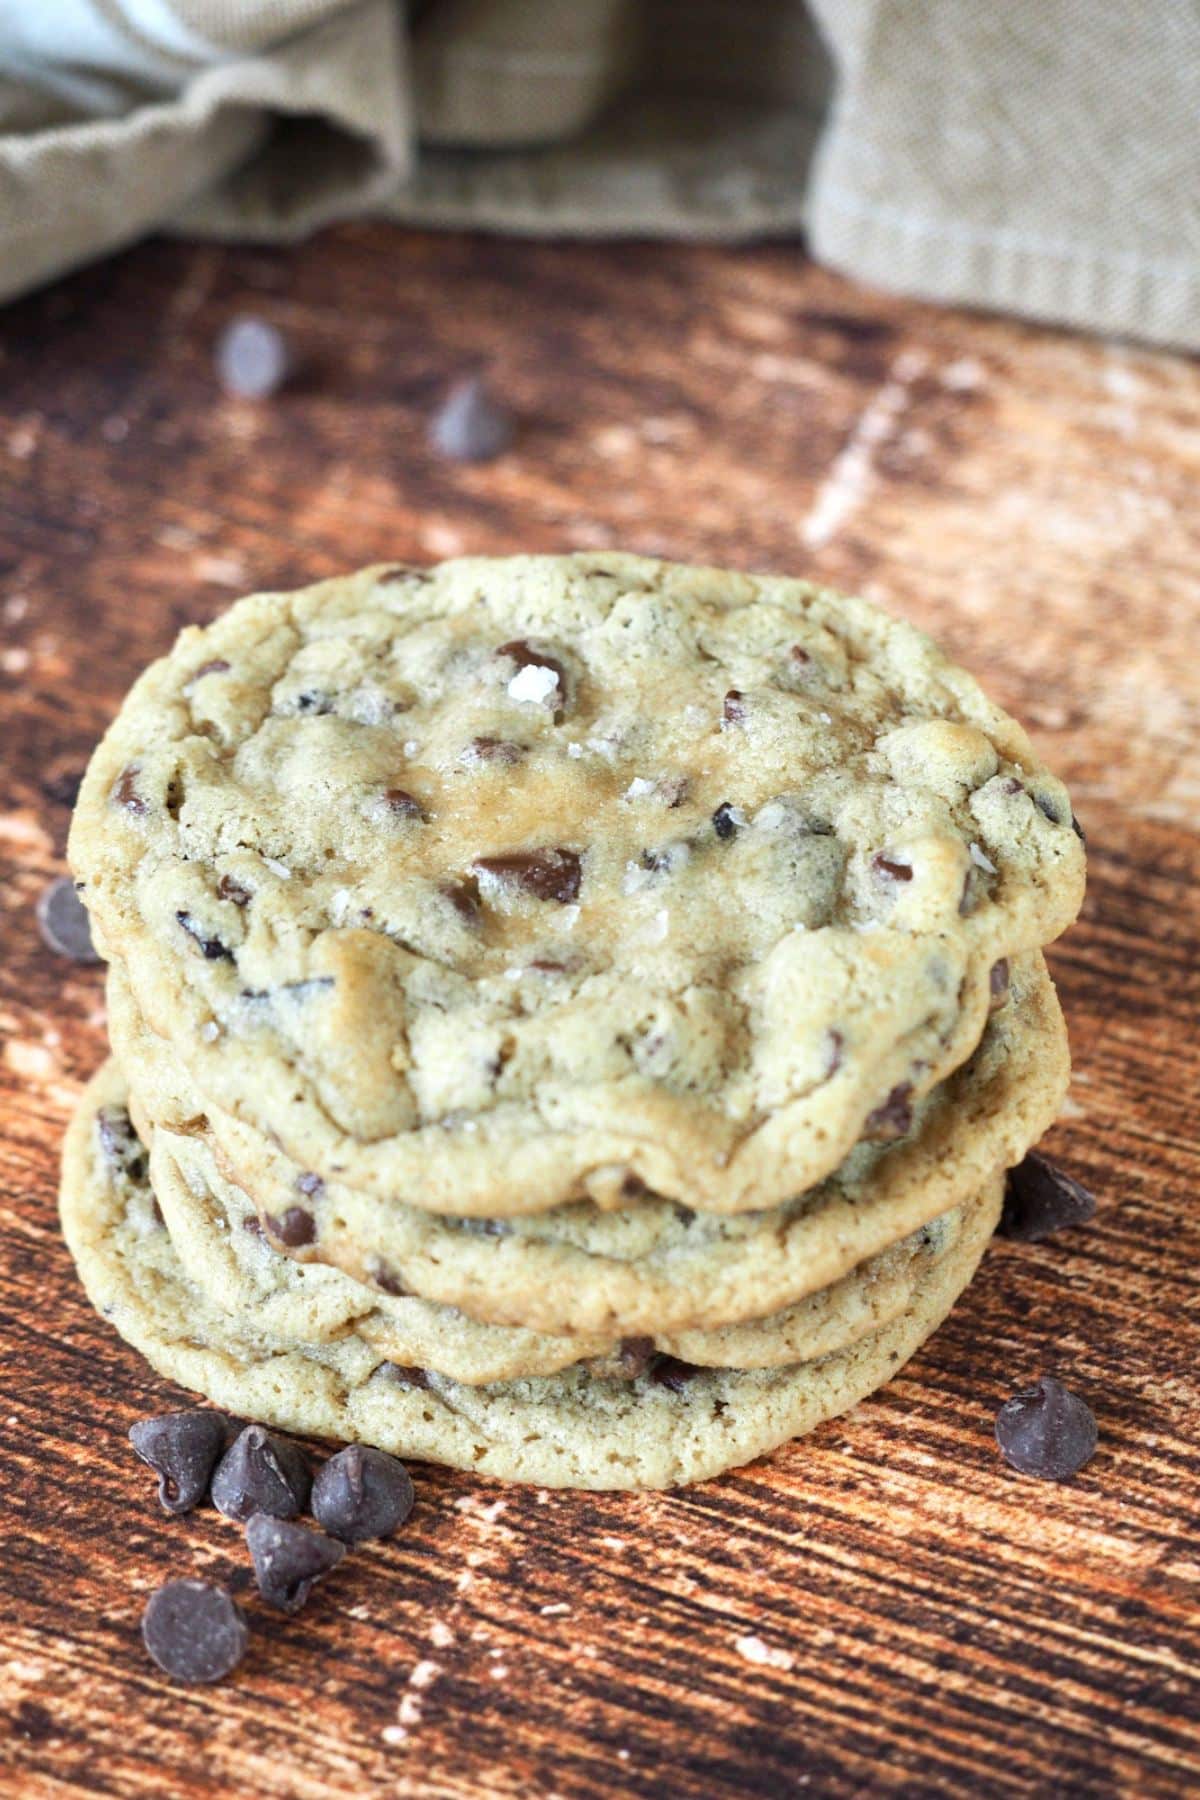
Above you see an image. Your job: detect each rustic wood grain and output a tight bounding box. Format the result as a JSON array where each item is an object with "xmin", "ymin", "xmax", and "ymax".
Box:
[{"xmin": 1, "ymin": 226, "xmax": 1198, "ymax": 1800}]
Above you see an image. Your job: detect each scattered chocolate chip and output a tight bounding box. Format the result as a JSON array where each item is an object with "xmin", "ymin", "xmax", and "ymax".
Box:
[
  {"xmin": 872, "ymin": 853, "xmax": 913, "ymax": 882},
  {"xmin": 295, "ymin": 1172, "xmax": 324, "ymax": 1200},
  {"xmin": 113, "ymin": 765, "xmax": 146, "ymax": 815},
  {"xmin": 989, "ymin": 959, "xmax": 1011, "ymax": 1009},
  {"xmin": 525, "ymin": 957, "xmax": 571, "ymax": 974},
  {"xmin": 430, "ymin": 375, "xmax": 513, "ymax": 462},
  {"xmin": 292, "ymin": 690, "xmax": 334, "ymax": 715},
  {"xmin": 1034, "ymin": 794, "xmax": 1063, "ymax": 825},
  {"xmin": 245, "ymin": 1513, "xmax": 345, "ymax": 1614},
  {"xmin": 789, "ymin": 645, "xmax": 811, "ymax": 665},
  {"xmin": 712, "ymin": 802, "xmax": 739, "ymax": 840},
  {"xmin": 441, "ymin": 876, "xmax": 481, "ymax": 924},
  {"xmin": 217, "ymin": 874, "xmax": 252, "ymax": 907},
  {"xmin": 825, "ymin": 1029, "xmax": 845, "ymax": 1078},
  {"xmin": 141, "ymin": 1580, "xmax": 248, "ymax": 1684},
  {"xmin": 371, "ymin": 1262, "xmax": 409, "ymax": 1297},
  {"xmin": 129, "ymin": 1411, "xmax": 227, "ymax": 1515},
  {"xmin": 722, "ymin": 690, "xmax": 747, "ymax": 725},
  {"xmin": 210, "ymin": 1425, "xmax": 311, "ymax": 1523},
  {"xmin": 382, "ymin": 788, "xmax": 425, "ymax": 820},
  {"xmin": 242, "ymin": 1215, "xmax": 264, "ymax": 1237},
  {"xmin": 1002, "ymin": 777, "xmax": 1024, "ymax": 796},
  {"xmin": 384, "ymin": 1363, "xmax": 431, "ymax": 1387},
  {"xmin": 264, "ymin": 1205, "xmax": 316, "ymax": 1247},
  {"xmin": 36, "ymin": 877, "xmax": 100, "ymax": 963},
  {"xmin": 215, "ymin": 316, "xmax": 290, "ymax": 400},
  {"xmin": 616, "ymin": 1337, "xmax": 656, "ymax": 1378},
  {"xmin": 96, "ymin": 1105, "xmax": 147, "ymax": 1179},
  {"xmin": 191, "ymin": 659, "xmax": 231, "ymax": 683},
  {"xmin": 649, "ymin": 1356, "xmax": 700, "ymax": 1394},
  {"xmin": 1071, "ymin": 813, "xmax": 1087, "ymax": 843},
  {"xmin": 464, "ymin": 736, "xmax": 526, "ymax": 766},
  {"xmin": 640, "ymin": 841, "xmax": 690, "ymax": 876},
  {"xmin": 864, "ymin": 1083, "xmax": 914, "ymax": 1141},
  {"xmin": 377, "ymin": 565, "xmax": 432, "ymax": 585},
  {"xmin": 310, "ymin": 1445, "xmax": 414, "ymax": 1543},
  {"xmin": 175, "ymin": 911, "xmax": 233, "ymax": 962},
  {"xmin": 995, "ymin": 1376, "xmax": 1097, "ymax": 1480},
  {"xmin": 999, "ymin": 1152, "xmax": 1097, "ymax": 1242},
  {"xmin": 472, "ymin": 847, "xmax": 581, "ymax": 904}
]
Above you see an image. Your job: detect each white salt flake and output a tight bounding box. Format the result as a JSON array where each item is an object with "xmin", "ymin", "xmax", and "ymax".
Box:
[
  {"xmin": 969, "ymin": 841, "xmax": 998, "ymax": 874},
  {"xmin": 755, "ymin": 801, "xmax": 788, "ymax": 831},
  {"xmin": 624, "ymin": 777, "xmax": 656, "ymax": 801},
  {"xmin": 403, "ymin": 739, "xmax": 420, "ymax": 757},
  {"xmin": 508, "ymin": 663, "xmax": 559, "ymax": 706},
  {"xmin": 735, "ymin": 1634, "xmax": 795, "ymax": 1671},
  {"xmin": 263, "ymin": 856, "xmax": 291, "ymax": 879},
  {"xmin": 200, "ymin": 1021, "xmax": 220, "ymax": 1043},
  {"xmin": 567, "ymin": 741, "xmax": 583, "ymax": 759}
]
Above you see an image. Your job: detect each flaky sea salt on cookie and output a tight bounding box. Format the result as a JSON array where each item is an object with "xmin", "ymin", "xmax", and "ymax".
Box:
[{"xmin": 71, "ymin": 554, "xmax": 1084, "ymax": 1217}]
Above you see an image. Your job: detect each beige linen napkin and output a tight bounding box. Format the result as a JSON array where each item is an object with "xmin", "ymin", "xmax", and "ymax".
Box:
[{"xmin": 1, "ymin": 0, "xmax": 1195, "ymax": 347}]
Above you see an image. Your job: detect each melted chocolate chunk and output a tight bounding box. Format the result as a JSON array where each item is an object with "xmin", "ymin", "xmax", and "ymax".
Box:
[
  {"xmin": 999, "ymin": 1152, "xmax": 1096, "ymax": 1242},
  {"xmin": 995, "ymin": 1376, "xmax": 1097, "ymax": 1480},
  {"xmin": 441, "ymin": 876, "xmax": 482, "ymax": 924},
  {"xmin": 497, "ymin": 640, "xmax": 569, "ymax": 720},
  {"xmin": 371, "ymin": 1262, "xmax": 409, "ymax": 1297},
  {"xmin": 616, "ymin": 1337, "xmax": 656, "ymax": 1379},
  {"xmin": 245, "ymin": 1514, "xmax": 345, "ymax": 1614},
  {"xmin": 210, "ymin": 1425, "xmax": 311, "ymax": 1522},
  {"xmin": 217, "ymin": 874, "xmax": 252, "ymax": 907},
  {"xmin": 175, "ymin": 911, "xmax": 233, "ymax": 962},
  {"xmin": 383, "ymin": 788, "xmax": 425, "ymax": 820},
  {"xmin": 989, "ymin": 959, "xmax": 1011, "ymax": 1009},
  {"xmin": 96, "ymin": 1106, "xmax": 147, "ymax": 1179},
  {"xmin": 872, "ymin": 853, "xmax": 913, "ymax": 882},
  {"xmin": 712, "ymin": 802, "xmax": 739, "ymax": 840},
  {"xmin": 864, "ymin": 1083, "xmax": 914, "ymax": 1141},
  {"xmin": 36, "ymin": 877, "xmax": 100, "ymax": 963},
  {"xmin": 473, "ymin": 848, "xmax": 581, "ymax": 904},
  {"xmin": 722, "ymin": 689, "xmax": 747, "ymax": 725},
  {"xmin": 129, "ymin": 1411, "xmax": 227, "ymax": 1514},
  {"xmin": 649, "ymin": 1355, "xmax": 701, "ymax": 1394},
  {"xmin": 141, "ymin": 1580, "xmax": 248, "ymax": 1684},
  {"xmin": 113, "ymin": 765, "xmax": 146, "ymax": 815},
  {"xmin": 311, "ymin": 1445, "xmax": 415, "ymax": 1543},
  {"xmin": 465, "ymin": 736, "xmax": 525, "ymax": 766},
  {"xmin": 264, "ymin": 1205, "xmax": 316, "ymax": 1247},
  {"xmin": 385, "ymin": 1363, "xmax": 431, "ymax": 1387}
]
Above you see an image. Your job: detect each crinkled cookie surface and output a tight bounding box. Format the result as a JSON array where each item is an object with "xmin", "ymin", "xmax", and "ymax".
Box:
[{"xmin": 71, "ymin": 554, "xmax": 1084, "ymax": 1214}]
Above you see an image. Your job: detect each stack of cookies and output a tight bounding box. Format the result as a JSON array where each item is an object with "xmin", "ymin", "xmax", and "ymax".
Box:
[{"xmin": 62, "ymin": 554, "xmax": 1085, "ymax": 1490}]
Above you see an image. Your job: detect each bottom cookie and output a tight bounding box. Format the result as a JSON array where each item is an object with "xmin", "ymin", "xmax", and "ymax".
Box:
[{"xmin": 61, "ymin": 1064, "xmax": 1001, "ymax": 1490}]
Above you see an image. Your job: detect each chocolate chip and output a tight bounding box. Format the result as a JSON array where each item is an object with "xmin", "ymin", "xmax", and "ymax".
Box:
[
  {"xmin": 789, "ymin": 645, "xmax": 811, "ymax": 665},
  {"xmin": 113, "ymin": 765, "xmax": 146, "ymax": 815},
  {"xmin": 864, "ymin": 1083, "xmax": 914, "ymax": 1140},
  {"xmin": 96, "ymin": 1105, "xmax": 147, "ymax": 1179},
  {"xmin": 371, "ymin": 1262, "xmax": 409, "ymax": 1297},
  {"xmin": 242, "ymin": 1215, "xmax": 264, "ymax": 1237},
  {"xmin": 264, "ymin": 1205, "xmax": 316, "ymax": 1247},
  {"xmin": 441, "ymin": 876, "xmax": 481, "ymax": 924},
  {"xmin": 175, "ymin": 910, "xmax": 233, "ymax": 962},
  {"xmin": 496, "ymin": 640, "xmax": 569, "ymax": 720},
  {"xmin": 36, "ymin": 877, "xmax": 100, "ymax": 963},
  {"xmin": 383, "ymin": 788, "xmax": 425, "ymax": 820},
  {"xmin": 999, "ymin": 1152, "xmax": 1096, "ymax": 1242},
  {"xmin": 825, "ymin": 1029, "xmax": 845, "ymax": 1077},
  {"xmin": 245, "ymin": 1514, "xmax": 345, "ymax": 1614},
  {"xmin": 995, "ymin": 1376, "xmax": 1098, "ymax": 1480},
  {"xmin": 295, "ymin": 1172, "xmax": 324, "ymax": 1200},
  {"xmin": 616, "ymin": 1337, "xmax": 656, "ymax": 1378},
  {"xmin": 1072, "ymin": 813, "xmax": 1087, "ymax": 843},
  {"xmin": 872, "ymin": 853, "xmax": 913, "ymax": 882},
  {"xmin": 1034, "ymin": 794, "xmax": 1063, "ymax": 825},
  {"xmin": 464, "ymin": 736, "xmax": 526, "ymax": 766},
  {"xmin": 215, "ymin": 316, "xmax": 290, "ymax": 400},
  {"xmin": 430, "ymin": 375, "xmax": 513, "ymax": 462},
  {"xmin": 310, "ymin": 1445, "xmax": 414, "ymax": 1543},
  {"xmin": 129, "ymin": 1411, "xmax": 227, "ymax": 1514},
  {"xmin": 1002, "ymin": 777, "xmax": 1024, "ymax": 796},
  {"xmin": 217, "ymin": 874, "xmax": 252, "ymax": 907},
  {"xmin": 210, "ymin": 1425, "xmax": 311, "ymax": 1522},
  {"xmin": 649, "ymin": 1356, "xmax": 700, "ymax": 1394},
  {"xmin": 989, "ymin": 958, "xmax": 1011, "ymax": 1009},
  {"xmin": 472, "ymin": 848, "xmax": 581, "ymax": 904},
  {"xmin": 191, "ymin": 659, "xmax": 231, "ymax": 682},
  {"xmin": 384, "ymin": 1363, "xmax": 431, "ymax": 1388},
  {"xmin": 141, "ymin": 1580, "xmax": 248, "ymax": 1684},
  {"xmin": 712, "ymin": 802, "xmax": 739, "ymax": 840},
  {"xmin": 292, "ymin": 690, "xmax": 333, "ymax": 715},
  {"xmin": 722, "ymin": 690, "xmax": 746, "ymax": 725}
]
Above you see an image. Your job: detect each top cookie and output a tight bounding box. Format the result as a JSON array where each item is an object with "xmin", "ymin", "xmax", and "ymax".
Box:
[{"xmin": 71, "ymin": 554, "xmax": 1084, "ymax": 1215}]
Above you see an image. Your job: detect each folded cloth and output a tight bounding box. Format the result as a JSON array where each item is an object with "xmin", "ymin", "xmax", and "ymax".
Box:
[{"xmin": 1, "ymin": 0, "xmax": 1195, "ymax": 347}]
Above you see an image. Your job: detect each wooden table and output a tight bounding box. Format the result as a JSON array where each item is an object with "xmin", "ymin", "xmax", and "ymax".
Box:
[{"xmin": 2, "ymin": 226, "xmax": 1198, "ymax": 1799}]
